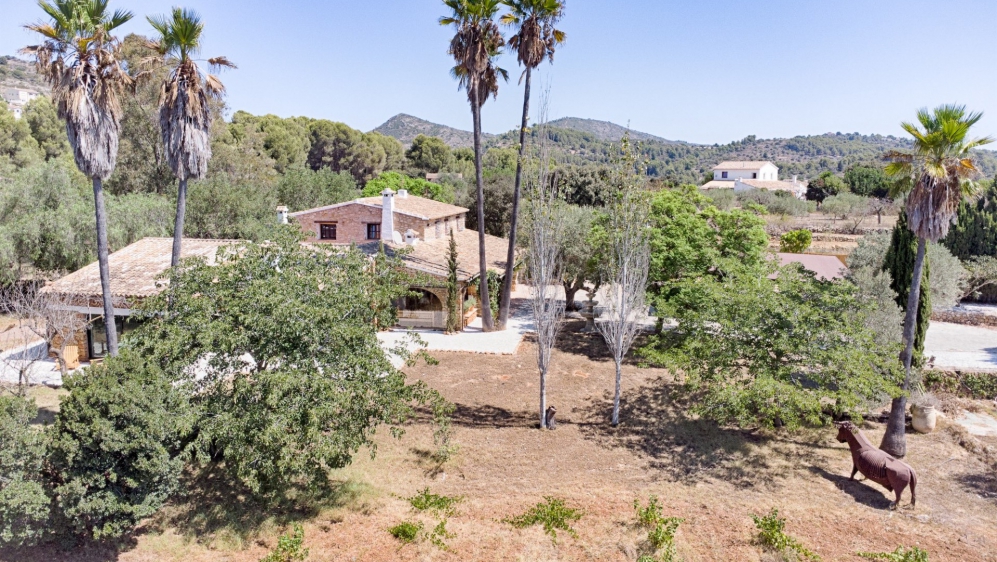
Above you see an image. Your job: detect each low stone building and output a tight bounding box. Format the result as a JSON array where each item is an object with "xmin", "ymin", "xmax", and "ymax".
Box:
[
  {"xmin": 39, "ymin": 238, "xmax": 236, "ymax": 362},
  {"xmin": 288, "ymin": 189, "xmax": 513, "ymax": 330}
]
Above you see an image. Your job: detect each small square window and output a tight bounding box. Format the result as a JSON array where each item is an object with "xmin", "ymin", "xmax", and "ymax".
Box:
[
  {"xmin": 752, "ymin": 173, "xmax": 757, "ymax": 179},
  {"xmin": 367, "ymin": 223, "xmax": 381, "ymax": 240},
  {"xmin": 319, "ymin": 223, "xmax": 337, "ymax": 240},
  {"xmin": 721, "ymin": 171, "xmax": 728, "ymax": 179}
]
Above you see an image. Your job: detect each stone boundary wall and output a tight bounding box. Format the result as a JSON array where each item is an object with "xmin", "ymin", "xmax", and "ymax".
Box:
[{"xmin": 932, "ymin": 309, "xmax": 997, "ymax": 328}]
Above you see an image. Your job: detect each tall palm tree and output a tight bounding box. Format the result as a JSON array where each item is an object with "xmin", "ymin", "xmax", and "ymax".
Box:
[
  {"xmin": 441, "ymin": 0, "xmax": 507, "ymax": 331},
  {"xmin": 881, "ymin": 104, "xmax": 992, "ymax": 458},
  {"xmin": 496, "ymin": 0, "xmax": 565, "ymax": 329},
  {"xmin": 23, "ymin": 0, "xmax": 133, "ymax": 357},
  {"xmin": 147, "ymin": 8, "xmax": 235, "ymax": 268}
]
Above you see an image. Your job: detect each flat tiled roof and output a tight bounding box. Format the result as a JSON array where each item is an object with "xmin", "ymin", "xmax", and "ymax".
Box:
[
  {"xmin": 778, "ymin": 253, "xmax": 848, "ymax": 281},
  {"xmin": 713, "ymin": 161, "xmax": 776, "ymax": 170},
  {"xmin": 41, "ymin": 238, "xmax": 239, "ymax": 299}
]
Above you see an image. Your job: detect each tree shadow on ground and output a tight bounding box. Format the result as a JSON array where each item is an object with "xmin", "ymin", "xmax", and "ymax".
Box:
[
  {"xmin": 955, "ymin": 472, "xmax": 997, "ymax": 503},
  {"xmin": 809, "ymin": 467, "xmax": 894, "ymax": 509},
  {"xmin": 0, "ymin": 537, "xmax": 134, "ymax": 562},
  {"xmin": 147, "ymin": 466, "xmax": 366, "ymax": 548},
  {"xmin": 450, "ymin": 402, "xmax": 539, "ymax": 429},
  {"xmin": 577, "ymin": 375, "xmax": 834, "ymax": 489}
]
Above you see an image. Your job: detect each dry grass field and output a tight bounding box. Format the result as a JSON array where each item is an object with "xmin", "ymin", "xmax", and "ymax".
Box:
[{"xmin": 6, "ymin": 322, "xmax": 997, "ymax": 561}]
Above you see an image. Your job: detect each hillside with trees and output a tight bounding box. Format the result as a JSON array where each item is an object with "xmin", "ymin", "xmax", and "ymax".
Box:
[{"xmin": 376, "ymin": 114, "xmax": 997, "ymax": 185}]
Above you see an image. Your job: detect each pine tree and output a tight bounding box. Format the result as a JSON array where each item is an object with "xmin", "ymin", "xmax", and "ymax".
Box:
[
  {"xmin": 883, "ymin": 212, "xmax": 930, "ymax": 365},
  {"xmin": 445, "ymin": 230, "xmax": 462, "ymax": 334}
]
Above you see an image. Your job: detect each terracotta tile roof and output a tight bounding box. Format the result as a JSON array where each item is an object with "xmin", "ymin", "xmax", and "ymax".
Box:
[
  {"xmin": 738, "ymin": 179, "xmax": 807, "ymax": 192},
  {"xmin": 289, "ymin": 194, "xmax": 468, "ymax": 221},
  {"xmin": 700, "ymin": 180, "xmax": 736, "ymax": 190},
  {"xmin": 40, "ymin": 238, "xmax": 239, "ymax": 299},
  {"xmin": 357, "ymin": 195, "xmax": 467, "ymax": 220},
  {"xmin": 777, "ymin": 253, "xmax": 848, "ymax": 281},
  {"xmin": 359, "ymin": 229, "xmax": 510, "ymax": 282},
  {"xmin": 713, "ymin": 161, "xmax": 776, "ymax": 170}
]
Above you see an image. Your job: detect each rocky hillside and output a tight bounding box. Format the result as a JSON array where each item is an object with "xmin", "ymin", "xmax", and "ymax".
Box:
[
  {"xmin": 372, "ymin": 113, "xmax": 493, "ymax": 148},
  {"xmin": 0, "ymin": 56, "xmax": 49, "ymax": 96},
  {"xmin": 547, "ymin": 117, "xmax": 682, "ymax": 144}
]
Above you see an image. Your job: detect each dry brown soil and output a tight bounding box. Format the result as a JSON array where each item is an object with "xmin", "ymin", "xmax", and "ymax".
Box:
[{"xmin": 6, "ymin": 322, "xmax": 997, "ymax": 561}]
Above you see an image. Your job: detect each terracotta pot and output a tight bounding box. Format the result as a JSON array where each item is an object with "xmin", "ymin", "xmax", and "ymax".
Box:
[{"xmin": 911, "ymin": 405, "xmax": 938, "ymax": 434}]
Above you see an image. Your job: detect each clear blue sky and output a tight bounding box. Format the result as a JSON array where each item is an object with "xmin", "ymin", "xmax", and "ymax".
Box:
[{"xmin": 3, "ymin": 0, "xmax": 997, "ymax": 145}]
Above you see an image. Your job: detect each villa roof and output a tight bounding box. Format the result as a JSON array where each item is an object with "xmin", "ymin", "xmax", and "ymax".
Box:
[
  {"xmin": 40, "ymin": 238, "xmax": 239, "ymax": 300},
  {"xmin": 738, "ymin": 179, "xmax": 805, "ymax": 191},
  {"xmin": 289, "ymin": 194, "xmax": 468, "ymax": 221},
  {"xmin": 713, "ymin": 161, "xmax": 776, "ymax": 170},
  {"xmin": 777, "ymin": 253, "xmax": 848, "ymax": 281},
  {"xmin": 359, "ymin": 228, "xmax": 509, "ymax": 282}
]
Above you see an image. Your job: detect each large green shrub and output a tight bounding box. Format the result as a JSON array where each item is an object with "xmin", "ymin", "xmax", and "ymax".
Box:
[
  {"xmin": 780, "ymin": 229, "xmax": 813, "ymax": 253},
  {"xmin": 0, "ymin": 396, "xmax": 51, "ymax": 547},
  {"xmin": 48, "ymin": 353, "xmax": 195, "ymax": 540}
]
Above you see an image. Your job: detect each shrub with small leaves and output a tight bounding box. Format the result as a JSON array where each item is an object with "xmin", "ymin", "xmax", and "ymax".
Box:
[
  {"xmin": 780, "ymin": 229, "xmax": 813, "ymax": 254},
  {"xmin": 504, "ymin": 496, "xmax": 582, "ymax": 544},
  {"xmin": 752, "ymin": 508, "xmax": 820, "ymax": 561},
  {"xmin": 429, "ymin": 519, "xmax": 455, "ymax": 552},
  {"xmin": 388, "ymin": 520, "xmax": 423, "ymax": 544},
  {"xmin": 859, "ymin": 546, "xmax": 929, "ymax": 562},
  {"xmin": 260, "ymin": 524, "xmax": 309, "ymax": 562},
  {"xmin": 408, "ymin": 488, "xmax": 463, "ymax": 517},
  {"xmin": 634, "ymin": 495, "xmax": 683, "ymax": 561}
]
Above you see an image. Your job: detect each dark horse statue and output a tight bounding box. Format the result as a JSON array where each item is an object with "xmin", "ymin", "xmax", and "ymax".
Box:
[{"xmin": 835, "ymin": 421, "xmax": 918, "ymax": 509}]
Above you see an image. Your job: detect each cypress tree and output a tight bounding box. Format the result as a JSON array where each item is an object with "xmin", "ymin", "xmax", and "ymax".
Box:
[
  {"xmin": 942, "ymin": 176, "xmax": 997, "ymax": 260},
  {"xmin": 445, "ymin": 230, "xmax": 461, "ymax": 334},
  {"xmin": 883, "ymin": 211, "xmax": 930, "ymax": 365}
]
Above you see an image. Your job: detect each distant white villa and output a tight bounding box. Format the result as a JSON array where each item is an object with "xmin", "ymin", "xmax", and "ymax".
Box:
[
  {"xmin": 2, "ymin": 87, "xmax": 40, "ymax": 120},
  {"xmin": 702, "ymin": 160, "xmax": 807, "ymax": 199}
]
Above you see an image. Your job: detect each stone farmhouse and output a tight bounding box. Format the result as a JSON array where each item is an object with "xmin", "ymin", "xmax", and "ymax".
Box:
[
  {"xmin": 35, "ymin": 189, "xmax": 512, "ymax": 364},
  {"xmin": 702, "ymin": 160, "xmax": 807, "ymax": 199},
  {"xmin": 287, "ymin": 188, "xmax": 512, "ymax": 330}
]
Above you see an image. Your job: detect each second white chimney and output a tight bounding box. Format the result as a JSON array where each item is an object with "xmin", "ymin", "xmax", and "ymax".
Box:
[
  {"xmin": 276, "ymin": 205, "xmax": 289, "ymax": 225},
  {"xmin": 381, "ymin": 188, "xmax": 395, "ymax": 243}
]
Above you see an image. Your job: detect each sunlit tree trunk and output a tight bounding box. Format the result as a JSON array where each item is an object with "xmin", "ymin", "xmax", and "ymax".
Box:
[
  {"xmin": 472, "ymin": 86, "xmax": 494, "ymax": 331},
  {"xmin": 881, "ymin": 236, "xmax": 926, "ymax": 458},
  {"xmin": 93, "ymin": 177, "xmax": 119, "ymax": 357},
  {"xmin": 498, "ymin": 66, "xmax": 533, "ymax": 330}
]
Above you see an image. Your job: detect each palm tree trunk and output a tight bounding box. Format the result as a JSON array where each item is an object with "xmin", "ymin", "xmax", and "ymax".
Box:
[
  {"xmin": 497, "ymin": 66, "xmax": 533, "ymax": 330},
  {"xmin": 93, "ymin": 177, "xmax": 119, "ymax": 357},
  {"xmin": 171, "ymin": 178, "xmax": 188, "ymax": 268},
  {"xmin": 880, "ymin": 236, "xmax": 927, "ymax": 458},
  {"xmin": 472, "ymin": 87, "xmax": 494, "ymax": 331}
]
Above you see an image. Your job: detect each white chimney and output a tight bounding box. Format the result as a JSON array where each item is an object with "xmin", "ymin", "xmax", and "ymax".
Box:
[
  {"xmin": 276, "ymin": 205, "xmax": 289, "ymax": 225},
  {"xmin": 381, "ymin": 188, "xmax": 395, "ymax": 243}
]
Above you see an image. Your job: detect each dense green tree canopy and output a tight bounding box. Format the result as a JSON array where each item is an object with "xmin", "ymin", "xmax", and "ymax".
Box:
[
  {"xmin": 844, "ymin": 165, "xmax": 890, "ymax": 198},
  {"xmin": 22, "ymin": 97, "xmax": 68, "ymax": 161},
  {"xmin": 0, "ymin": 101, "xmax": 41, "ymax": 168},
  {"xmin": 643, "ymin": 259, "xmax": 902, "ymax": 429},
  {"xmin": 361, "ymin": 171, "xmax": 455, "ymax": 203},
  {"xmin": 126, "ymin": 230, "xmax": 440, "ymax": 494},
  {"xmin": 406, "ymin": 134, "xmax": 453, "ymax": 173}
]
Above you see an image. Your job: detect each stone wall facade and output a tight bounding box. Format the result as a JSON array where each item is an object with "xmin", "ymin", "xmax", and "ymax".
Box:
[{"xmin": 293, "ymin": 203, "xmax": 466, "ymax": 245}]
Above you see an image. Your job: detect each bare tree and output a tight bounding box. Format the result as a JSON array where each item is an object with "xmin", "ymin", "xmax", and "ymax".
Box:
[
  {"xmin": 597, "ymin": 135, "xmax": 651, "ymax": 427},
  {"xmin": 2, "ymin": 287, "xmax": 88, "ymax": 381},
  {"xmin": 525, "ymin": 95, "xmax": 564, "ymax": 429}
]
